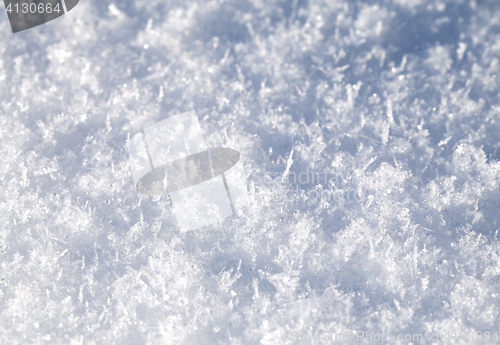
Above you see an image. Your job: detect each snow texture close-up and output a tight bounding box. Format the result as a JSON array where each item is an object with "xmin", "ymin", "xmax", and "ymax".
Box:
[{"xmin": 1, "ymin": 0, "xmax": 500, "ymax": 344}]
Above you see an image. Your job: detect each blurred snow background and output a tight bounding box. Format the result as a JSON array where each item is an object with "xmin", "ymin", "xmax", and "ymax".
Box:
[{"xmin": 1, "ymin": 0, "xmax": 500, "ymax": 343}]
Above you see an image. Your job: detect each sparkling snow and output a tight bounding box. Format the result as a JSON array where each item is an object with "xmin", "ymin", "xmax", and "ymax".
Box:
[{"xmin": 1, "ymin": 0, "xmax": 500, "ymax": 343}]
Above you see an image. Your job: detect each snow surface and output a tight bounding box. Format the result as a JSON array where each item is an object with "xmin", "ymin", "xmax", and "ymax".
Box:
[{"xmin": 1, "ymin": 0, "xmax": 500, "ymax": 344}]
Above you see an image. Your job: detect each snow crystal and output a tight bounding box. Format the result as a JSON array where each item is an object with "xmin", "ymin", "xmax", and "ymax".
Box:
[{"xmin": 1, "ymin": 0, "xmax": 500, "ymax": 343}]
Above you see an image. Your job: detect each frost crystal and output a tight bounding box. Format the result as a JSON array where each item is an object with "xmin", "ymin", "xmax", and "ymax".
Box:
[{"xmin": 1, "ymin": 0, "xmax": 500, "ymax": 343}]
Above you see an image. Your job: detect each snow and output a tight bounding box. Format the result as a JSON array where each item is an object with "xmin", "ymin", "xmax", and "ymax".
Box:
[{"xmin": 1, "ymin": 0, "xmax": 500, "ymax": 343}]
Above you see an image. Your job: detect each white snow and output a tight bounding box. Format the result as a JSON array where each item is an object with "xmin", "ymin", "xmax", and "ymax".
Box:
[{"xmin": 1, "ymin": 0, "xmax": 500, "ymax": 343}]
